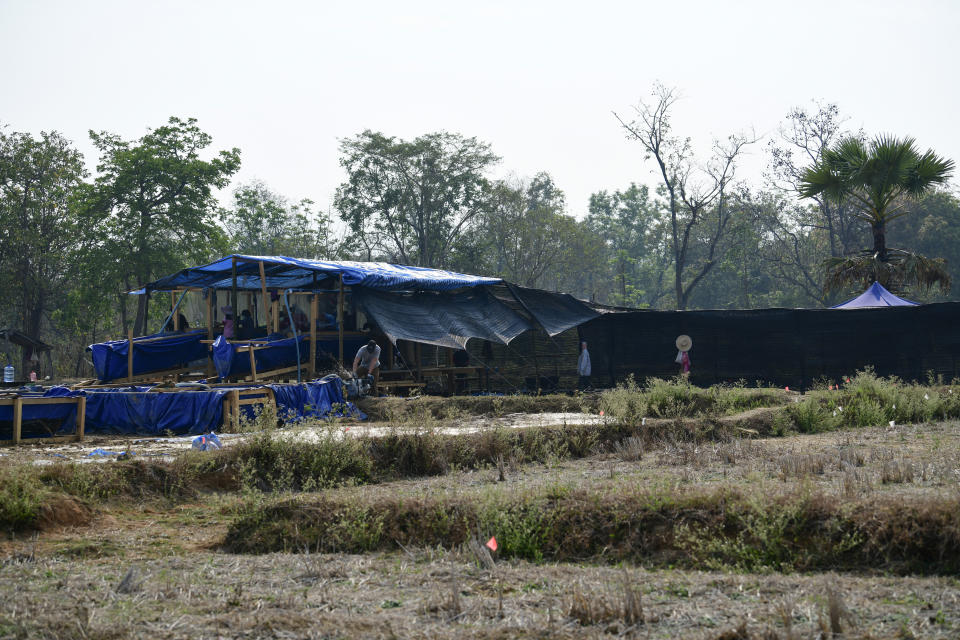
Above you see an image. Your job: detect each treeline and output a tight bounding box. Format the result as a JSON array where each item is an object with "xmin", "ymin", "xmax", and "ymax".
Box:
[{"xmin": 0, "ymin": 95, "xmax": 957, "ymax": 377}]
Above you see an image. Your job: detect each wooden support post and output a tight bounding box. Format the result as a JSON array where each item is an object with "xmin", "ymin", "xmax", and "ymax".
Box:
[
  {"xmin": 222, "ymin": 392, "xmax": 232, "ymax": 431},
  {"xmin": 248, "ymin": 347, "xmax": 258, "ymax": 382},
  {"xmin": 12, "ymin": 395, "xmax": 22, "ymax": 445},
  {"xmin": 231, "ymin": 257, "xmax": 239, "ymax": 325},
  {"xmin": 230, "ymin": 389, "xmax": 240, "ymax": 430},
  {"xmin": 206, "ymin": 291, "xmax": 214, "ymax": 378},
  {"xmin": 531, "ymin": 331, "xmax": 540, "ymax": 383},
  {"xmin": 309, "ymin": 293, "xmax": 318, "ymax": 377},
  {"xmin": 170, "ymin": 291, "xmax": 178, "ymax": 330},
  {"xmin": 258, "ymin": 261, "xmax": 270, "ymax": 331},
  {"xmin": 415, "ymin": 342, "xmax": 422, "ymax": 381},
  {"xmin": 76, "ymin": 395, "xmax": 86, "ymax": 441},
  {"xmin": 127, "ymin": 329, "xmax": 134, "ymax": 382},
  {"xmin": 272, "ymin": 299, "xmax": 279, "ymax": 333},
  {"xmin": 337, "ymin": 275, "xmax": 345, "ymax": 366}
]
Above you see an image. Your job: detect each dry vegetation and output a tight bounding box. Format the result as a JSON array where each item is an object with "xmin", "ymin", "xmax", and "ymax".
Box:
[{"xmin": 1, "ymin": 372, "xmax": 959, "ymax": 638}]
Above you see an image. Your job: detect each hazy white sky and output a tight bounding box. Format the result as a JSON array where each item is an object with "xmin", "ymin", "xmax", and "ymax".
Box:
[{"xmin": 2, "ymin": 0, "xmax": 957, "ymax": 219}]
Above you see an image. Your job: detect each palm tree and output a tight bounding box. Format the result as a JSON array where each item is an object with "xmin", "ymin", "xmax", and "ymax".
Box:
[{"xmin": 800, "ymin": 135, "xmax": 954, "ymax": 294}]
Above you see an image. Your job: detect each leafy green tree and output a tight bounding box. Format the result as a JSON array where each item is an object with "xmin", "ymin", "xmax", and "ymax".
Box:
[
  {"xmin": 84, "ymin": 117, "xmax": 240, "ymax": 335},
  {"xmin": 481, "ymin": 173, "xmax": 574, "ymax": 287},
  {"xmin": 0, "ymin": 128, "xmax": 87, "ymax": 371},
  {"xmin": 586, "ymin": 183, "xmax": 671, "ymax": 307},
  {"xmin": 886, "ymin": 191, "xmax": 960, "ymax": 301},
  {"xmin": 800, "ymin": 135, "xmax": 954, "ymax": 294},
  {"xmin": 334, "ymin": 130, "xmax": 498, "ymax": 267},
  {"xmin": 223, "ymin": 180, "xmax": 342, "ymax": 259}
]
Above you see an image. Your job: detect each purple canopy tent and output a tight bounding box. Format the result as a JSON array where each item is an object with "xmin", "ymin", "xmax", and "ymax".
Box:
[{"xmin": 831, "ymin": 282, "xmax": 919, "ymax": 309}]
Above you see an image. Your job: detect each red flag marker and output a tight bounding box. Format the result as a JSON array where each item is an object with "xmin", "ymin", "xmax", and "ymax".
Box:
[
  {"xmin": 485, "ymin": 536, "xmax": 498, "ymax": 552},
  {"xmin": 599, "ymin": 410, "xmax": 605, "ymax": 416},
  {"xmin": 785, "ymin": 386, "xmax": 789, "ymax": 392}
]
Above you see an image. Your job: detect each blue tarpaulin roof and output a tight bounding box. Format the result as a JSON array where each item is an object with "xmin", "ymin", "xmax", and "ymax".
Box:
[
  {"xmin": 138, "ymin": 255, "xmax": 502, "ymax": 293},
  {"xmin": 831, "ymin": 282, "xmax": 919, "ymax": 309}
]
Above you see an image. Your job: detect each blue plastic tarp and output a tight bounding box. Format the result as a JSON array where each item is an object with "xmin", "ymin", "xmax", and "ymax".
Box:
[
  {"xmin": 268, "ymin": 377, "xmax": 364, "ymax": 421},
  {"xmin": 0, "ymin": 390, "xmax": 80, "ymax": 439},
  {"xmin": 88, "ymin": 330, "xmax": 208, "ymax": 382},
  {"xmin": 831, "ymin": 282, "xmax": 919, "ymax": 309},
  {"xmin": 212, "ymin": 334, "xmax": 308, "ymax": 380},
  {"xmin": 10, "ymin": 380, "xmax": 364, "ymax": 438},
  {"xmin": 138, "ymin": 255, "xmax": 502, "ymax": 293}
]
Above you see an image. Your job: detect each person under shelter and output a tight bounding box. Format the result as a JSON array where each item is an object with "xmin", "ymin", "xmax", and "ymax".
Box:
[
  {"xmin": 353, "ymin": 340, "xmax": 381, "ymax": 394},
  {"xmin": 577, "ymin": 341, "xmax": 591, "ymax": 390}
]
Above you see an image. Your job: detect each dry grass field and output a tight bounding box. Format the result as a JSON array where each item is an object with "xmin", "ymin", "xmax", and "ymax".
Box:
[{"xmin": 1, "ymin": 373, "xmax": 958, "ymax": 639}]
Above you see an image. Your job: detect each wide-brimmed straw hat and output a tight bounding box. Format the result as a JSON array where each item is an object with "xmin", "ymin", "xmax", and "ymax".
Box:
[{"xmin": 675, "ymin": 334, "xmax": 692, "ymax": 352}]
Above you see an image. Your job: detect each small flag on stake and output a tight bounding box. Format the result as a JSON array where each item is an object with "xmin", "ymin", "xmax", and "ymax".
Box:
[
  {"xmin": 785, "ymin": 386, "xmax": 789, "ymax": 392},
  {"xmin": 485, "ymin": 536, "xmax": 498, "ymax": 552},
  {"xmin": 599, "ymin": 410, "xmax": 604, "ymax": 416}
]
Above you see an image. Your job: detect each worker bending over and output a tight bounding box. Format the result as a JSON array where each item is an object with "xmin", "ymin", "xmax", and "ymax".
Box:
[{"xmin": 353, "ymin": 340, "xmax": 380, "ymax": 394}]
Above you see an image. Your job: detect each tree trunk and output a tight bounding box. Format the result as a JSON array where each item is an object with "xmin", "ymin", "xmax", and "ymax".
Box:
[
  {"xmin": 872, "ymin": 221, "xmax": 887, "ymax": 262},
  {"xmin": 22, "ymin": 301, "xmax": 43, "ymax": 374}
]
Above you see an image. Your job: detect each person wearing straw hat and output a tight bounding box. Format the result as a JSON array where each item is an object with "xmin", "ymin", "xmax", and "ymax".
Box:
[{"xmin": 675, "ymin": 335, "xmax": 692, "ymax": 377}]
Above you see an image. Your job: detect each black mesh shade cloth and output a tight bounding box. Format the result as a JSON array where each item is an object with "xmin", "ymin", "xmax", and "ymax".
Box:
[
  {"xmin": 507, "ymin": 285, "xmax": 600, "ymax": 336},
  {"xmin": 353, "ymin": 288, "xmax": 533, "ymax": 349}
]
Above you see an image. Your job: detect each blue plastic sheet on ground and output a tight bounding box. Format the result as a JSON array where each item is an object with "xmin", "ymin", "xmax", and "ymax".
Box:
[
  {"xmin": 212, "ymin": 334, "xmax": 308, "ymax": 380},
  {"xmin": 87, "ymin": 448, "xmax": 121, "ymax": 457},
  {"xmin": 192, "ymin": 432, "xmax": 222, "ymax": 450},
  {"xmin": 88, "ymin": 330, "xmax": 209, "ymax": 382}
]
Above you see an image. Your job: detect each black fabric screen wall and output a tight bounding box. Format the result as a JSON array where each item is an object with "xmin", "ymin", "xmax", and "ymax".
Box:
[{"xmin": 579, "ymin": 302, "xmax": 960, "ymax": 389}]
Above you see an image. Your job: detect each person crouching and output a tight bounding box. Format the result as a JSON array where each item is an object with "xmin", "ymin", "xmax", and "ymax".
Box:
[{"xmin": 353, "ymin": 340, "xmax": 381, "ymax": 395}]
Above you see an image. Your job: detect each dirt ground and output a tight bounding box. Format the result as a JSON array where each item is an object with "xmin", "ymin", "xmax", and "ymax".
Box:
[
  {"xmin": 0, "ymin": 412, "xmax": 604, "ymax": 465},
  {"xmin": 1, "ymin": 414, "xmax": 959, "ymax": 638}
]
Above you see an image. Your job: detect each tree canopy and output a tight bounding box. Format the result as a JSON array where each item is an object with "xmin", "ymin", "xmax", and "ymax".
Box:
[
  {"xmin": 800, "ymin": 135, "xmax": 954, "ymax": 293},
  {"xmin": 334, "ymin": 131, "xmax": 498, "ymax": 268}
]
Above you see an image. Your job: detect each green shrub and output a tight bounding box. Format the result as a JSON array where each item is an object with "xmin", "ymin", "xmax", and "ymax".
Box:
[{"xmin": 0, "ymin": 465, "xmax": 47, "ymax": 530}]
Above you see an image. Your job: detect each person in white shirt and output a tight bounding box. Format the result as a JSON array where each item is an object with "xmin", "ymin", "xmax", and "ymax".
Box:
[
  {"xmin": 353, "ymin": 340, "xmax": 381, "ymax": 394},
  {"xmin": 577, "ymin": 341, "xmax": 592, "ymax": 390}
]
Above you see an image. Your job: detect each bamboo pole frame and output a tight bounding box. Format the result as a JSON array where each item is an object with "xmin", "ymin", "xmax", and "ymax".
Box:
[
  {"xmin": 231, "ymin": 257, "xmax": 239, "ymax": 329},
  {"xmin": 206, "ymin": 290, "xmax": 214, "ymax": 378},
  {"xmin": 337, "ymin": 274, "xmax": 345, "ymax": 366},
  {"xmin": 258, "ymin": 261, "xmax": 270, "ymax": 331},
  {"xmin": 310, "ymin": 293, "xmax": 318, "ymax": 377},
  {"xmin": 127, "ymin": 329, "xmax": 134, "ymax": 382}
]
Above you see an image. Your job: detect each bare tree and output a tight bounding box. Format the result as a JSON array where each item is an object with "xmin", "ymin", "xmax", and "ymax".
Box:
[
  {"xmin": 767, "ymin": 103, "xmax": 864, "ymax": 257},
  {"xmin": 615, "ymin": 84, "xmax": 755, "ymax": 309}
]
